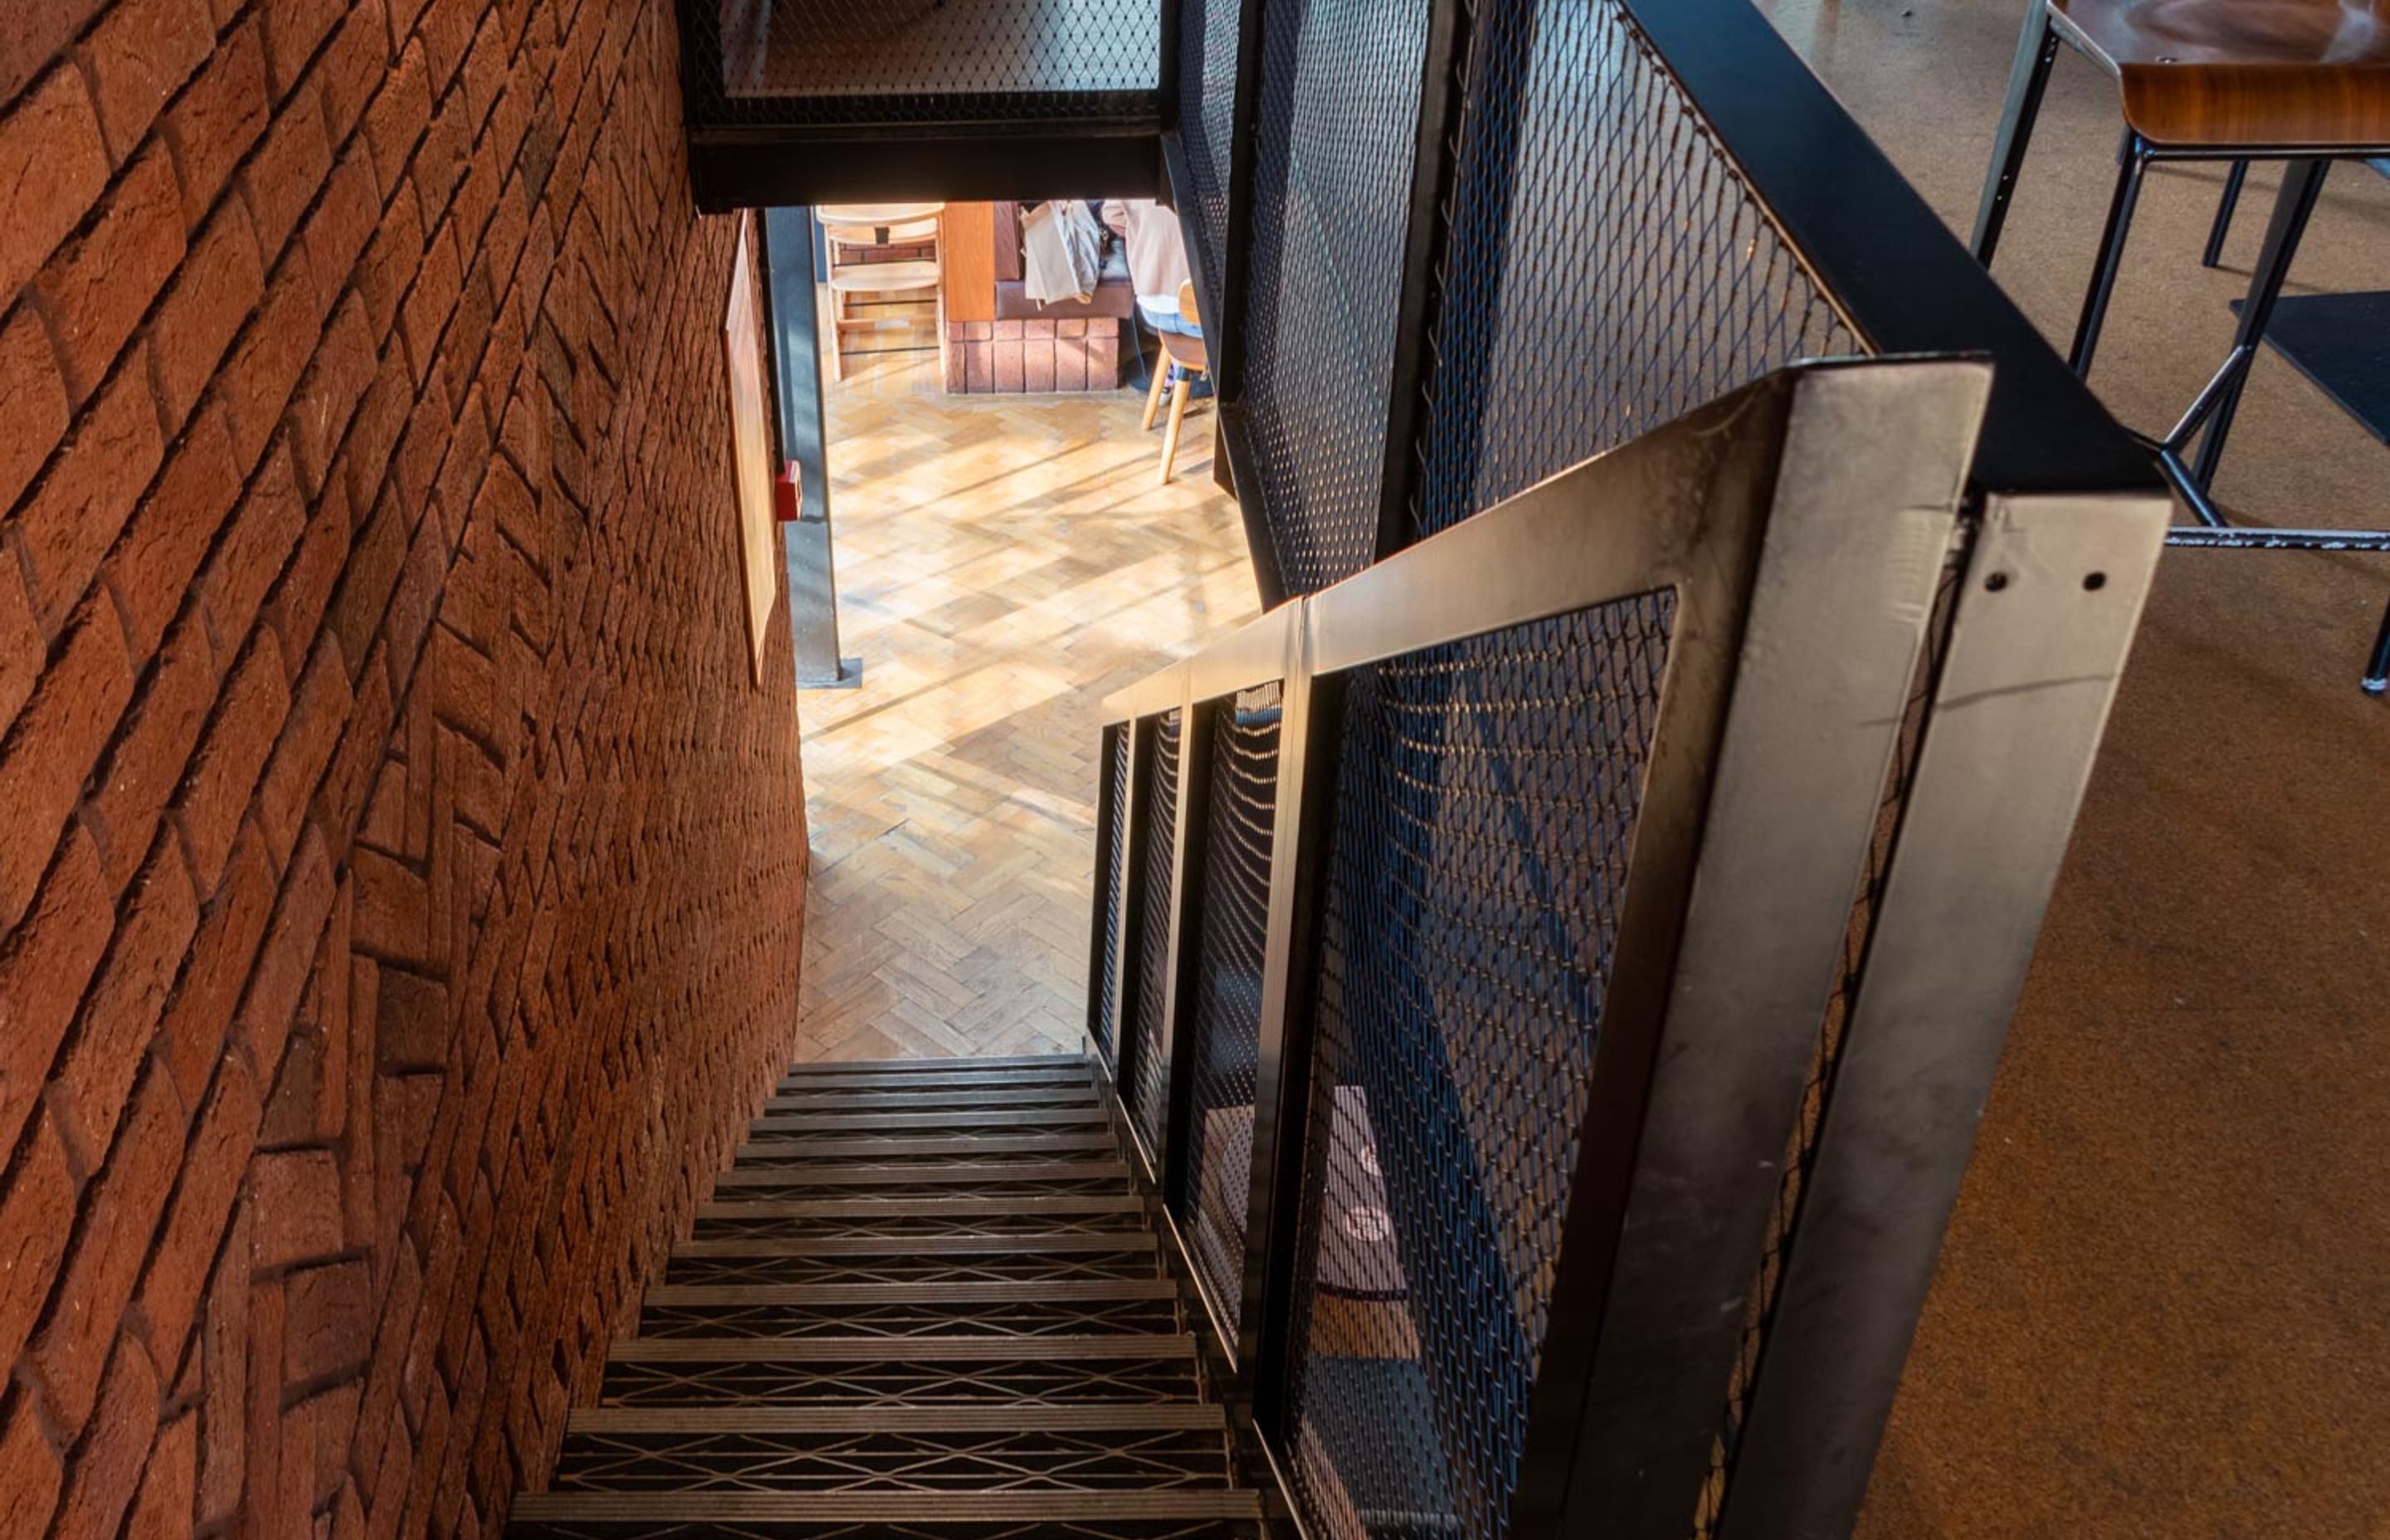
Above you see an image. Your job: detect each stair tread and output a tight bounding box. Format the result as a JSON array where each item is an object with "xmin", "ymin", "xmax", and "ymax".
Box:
[
  {"xmin": 510, "ymin": 1490, "xmax": 1262, "ymax": 1520},
  {"xmin": 773, "ymin": 1067, "xmax": 1093, "ymax": 1094},
  {"xmin": 696, "ymin": 1195, "xmax": 1142, "ymax": 1219},
  {"xmin": 607, "ymin": 1334, "xmax": 1198, "ymax": 1362},
  {"xmin": 782, "ymin": 1054, "xmax": 1082, "ymax": 1075},
  {"xmin": 566, "ymin": 1405, "xmax": 1225, "ymax": 1433},
  {"xmin": 733, "ymin": 1134, "xmax": 1115, "ymax": 1161},
  {"xmin": 644, "ymin": 1280, "xmax": 1174, "ymax": 1306},
  {"xmin": 761, "ymin": 1088, "xmax": 1099, "ymax": 1111},
  {"xmin": 671, "ymin": 1233, "xmax": 1152, "ymax": 1259},
  {"xmin": 750, "ymin": 1107, "xmax": 1110, "ymax": 1132},
  {"xmin": 712, "ymin": 1162, "xmax": 1126, "ymax": 1188}
]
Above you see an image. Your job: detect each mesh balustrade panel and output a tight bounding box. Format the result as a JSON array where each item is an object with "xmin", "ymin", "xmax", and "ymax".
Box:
[
  {"xmin": 1166, "ymin": 685, "xmax": 1283, "ymax": 1338},
  {"xmin": 691, "ymin": 0, "xmax": 1161, "ymax": 124},
  {"xmin": 1128, "ymin": 711, "xmax": 1185, "ymax": 1160},
  {"xmin": 1414, "ymin": 0, "xmax": 1861, "ymax": 537},
  {"xmin": 1177, "ymin": 0, "xmax": 1241, "ymax": 292},
  {"xmin": 1280, "ymin": 595, "xmax": 1676, "ymax": 1540},
  {"xmin": 1237, "ymin": 0, "xmax": 1430, "ymax": 593},
  {"xmin": 1095, "ymin": 725, "xmax": 1132, "ymax": 1070}
]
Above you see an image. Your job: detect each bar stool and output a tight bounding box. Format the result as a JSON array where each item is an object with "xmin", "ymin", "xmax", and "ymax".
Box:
[{"xmin": 1972, "ymin": 0, "xmax": 2390, "ymax": 693}]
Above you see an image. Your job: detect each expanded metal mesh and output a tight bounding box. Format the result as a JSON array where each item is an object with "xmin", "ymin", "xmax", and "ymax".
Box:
[
  {"xmin": 1413, "ymin": 0, "xmax": 1861, "ymax": 537},
  {"xmin": 1692, "ymin": 551, "xmax": 1967, "ymax": 1537},
  {"xmin": 1237, "ymin": 0, "xmax": 1430, "ymax": 593},
  {"xmin": 1128, "ymin": 711, "xmax": 1186, "ymax": 1161},
  {"xmin": 1095, "ymin": 725, "xmax": 1132, "ymax": 1070},
  {"xmin": 692, "ymin": 0, "xmax": 1162, "ymax": 125},
  {"xmin": 1176, "ymin": 0, "xmax": 1241, "ymax": 293},
  {"xmin": 1280, "ymin": 595, "xmax": 1676, "ymax": 1540},
  {"xmin": 1167, "ymin": 685, "xmax": 1283, "ymax": 1340}
]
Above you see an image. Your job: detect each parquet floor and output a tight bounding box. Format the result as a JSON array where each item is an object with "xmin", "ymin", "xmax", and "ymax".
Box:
[{"xmin": 788, "ymin": 319, "xmax": 1256, "ymax": 1065}]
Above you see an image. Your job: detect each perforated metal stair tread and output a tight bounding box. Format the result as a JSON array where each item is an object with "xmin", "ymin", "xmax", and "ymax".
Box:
[
  {"xmin": 645, "ymin": 1281, "xmax": 1176, "ymax": 1307},
  {"xmin": 670, "ymin": 1234, "xmax": 1155, "ymax": 1260},
  {"xmin": 510, "ymin": 1491, "xmax": 1265, "ymax": 1521},
  {"xmin": 567, "ymin": 1406, "xmax": 1228, "ymax": 1433},
  {"xmin": 607, "ymin": 1336, "xmax": 1199, "ymax": 1362},
  {"xmin": 749, "ymin": 1106, "xmax": 1111, "ymax": 1133},
  {"xmin": 696, "ymin": 1195, "xmax": 1143, "ymax": 1221},
  {"xmin": 773, "ymin": 1066, "xmax": 1095, "ymax": 1094},
  {"xmin": 760, "ymin": 1087, "xmax": 1100, "ymax": 1112},
  {"xmin": 780, "ymin": 1054, "xmax": 1080, "ymax": 1075},
  {"xmin": 732, "ymin": 1133, "xmax": 1118, "ymax": 1161},
  {"xmin": 711, "ymin": 1162, "xmax": 1129, "ymax": 1189}
]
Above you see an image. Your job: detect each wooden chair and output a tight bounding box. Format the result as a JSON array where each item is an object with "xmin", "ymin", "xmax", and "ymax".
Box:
[
  {"xmin": 1145, "ymin": 281, "xmax": 1209, "ymax": 486},
  {"xmin": 818, "ymin": 203, "xmax": 948, "ymax": 385}
]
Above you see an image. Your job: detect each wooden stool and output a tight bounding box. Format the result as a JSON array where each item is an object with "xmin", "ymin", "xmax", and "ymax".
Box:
[
  {"xmin": 1146, "ymin": 281, "xmax": 1210, "ymax": 486},
  {"xmin": 1973, "ymin": 0, "xmax": 2390, "ymax": 692}
]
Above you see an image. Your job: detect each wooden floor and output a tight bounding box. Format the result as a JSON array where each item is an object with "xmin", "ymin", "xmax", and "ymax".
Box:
[{"xmin": 788, "ymin": 323, "xmax": 1256, "ymax": 1065}]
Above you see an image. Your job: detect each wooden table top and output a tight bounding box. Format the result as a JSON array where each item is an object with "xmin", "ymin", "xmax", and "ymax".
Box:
[
  {"xmin": 2054, "ymin": 0, "xmax": 2390, "ymax": 147},
  {"xmin": 817, "ymin": 203, "xmax": 947, "ymax": 227}
]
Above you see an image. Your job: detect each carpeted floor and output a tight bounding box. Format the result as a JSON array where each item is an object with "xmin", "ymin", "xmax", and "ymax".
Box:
[{"xmin": 1752, "ymin": 2, "xmax": 2390, "ymax": 1533}]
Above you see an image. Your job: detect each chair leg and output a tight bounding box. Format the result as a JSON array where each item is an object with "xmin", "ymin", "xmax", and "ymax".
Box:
[
  {"xmin": 1971, "ymin": 0, "xmax": 2061, "ymax": 266},
  {"xmin": 1142, "ymin": 359, "xmax": 1171, "ymax": 432},
  {"xmin": 2068, "ymin": 129, "xmax": 2151, "ymax": 378},
  {"xmin": 2366, "ymin": 592, "xmax": 2390, "ymax": 697},
  {"xmin": 1158, "ymin": 376, "xmax": 1193, "ymax": 485},
  {"xmin": 830, "ymin": 287, "xmax": 847, "ymax": 383},
  {"xmin": 2191, "ymin": 158, "xmax": 2329, "ymax": 489},
  {"xmin": 2202, "ymin": 158, "xmax": 2251, "ymax": 268}
]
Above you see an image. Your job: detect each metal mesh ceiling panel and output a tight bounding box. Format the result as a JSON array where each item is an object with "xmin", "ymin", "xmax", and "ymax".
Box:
[
  {"xmin": 697, "ymin": 0, "xmax": 1163, "ymax": 125},
  {"xmin": 1238, "ymin": 0, "xmax": 1430, "ymax": 593},
  {"xmin": 1280, "ymin": 594, "xmax": 1676, "ymax": 1540},
  {"xmin": 1168, "ymin": 685, "xmax": 1283, "ymax": 1338},
  {"xmin": 1415, "ymin": 0, "xmax": 1861, "ymax": 536}
]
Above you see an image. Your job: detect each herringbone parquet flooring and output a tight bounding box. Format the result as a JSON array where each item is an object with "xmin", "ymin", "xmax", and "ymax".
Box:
[{"xmin": 790, "ymin": 339, "xmax": 1256, "ymax": 1065}]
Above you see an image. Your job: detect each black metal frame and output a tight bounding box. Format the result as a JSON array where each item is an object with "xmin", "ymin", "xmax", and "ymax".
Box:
[
  {"xmin": 1091, "ymin": 358, "xmax": 2167, "ymax": 1538},
  {"xmin": 1971, "ymin": 0, "xmax": 2390, "ymax": 694}
]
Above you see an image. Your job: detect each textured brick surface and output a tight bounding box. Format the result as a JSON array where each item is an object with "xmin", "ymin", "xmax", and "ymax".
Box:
[{"xmin": 0, "ymin": 0, "xmax": 809, "ymax": 1532}]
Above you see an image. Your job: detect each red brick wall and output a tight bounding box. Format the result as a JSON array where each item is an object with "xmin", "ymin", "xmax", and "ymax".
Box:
[{"xmin": 0, "ymin": 0, "xmax": 809, "ymax": 1532}]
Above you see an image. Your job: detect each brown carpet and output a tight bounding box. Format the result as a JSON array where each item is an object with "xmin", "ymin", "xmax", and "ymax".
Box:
[{"xmin": 1753, "ymin": 2, "xmax": 2390, "ymax": 1534}]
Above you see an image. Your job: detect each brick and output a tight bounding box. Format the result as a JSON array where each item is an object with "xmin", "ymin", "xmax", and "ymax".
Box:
[
  {"xmin": 149, "ymin": 202, "xmax": 267, "ymax": 432},
  {"xmin": 0, "ymin": 552, "xmax": 41, "ymax": 738},
  {"xmin": 101, "ymin": 403, "xmax": 243, "ymax": 664},
  {"xmin": 400, "ymin": 222, "xmax": 464, "ymax": 386},
  {"xmin": 256, "ymin": 633, "xmax": 353, "ymax": 863},
  {"xmin": 315, "ymin": 0, "xmax": 389, "ymax": 149},
  {"xmin": 77, "ymin": 0, "xmax": 214, "ymax": 163},
  {"xmin": 136, "ymin": 1057, "xmax": 261, "ymax": 1365},
  {"xmin": 235, "ymin": 821, "xmax": 334, "ymax": 1071},
  {"xmin": 251, "ymin": 1148, "xmax": 344, "ymax": 1270},
  {"xmin": 121, "ymin": 1410, "xmax": 195, "ymax": 1540},
  {"xmin": 196, "ymin": 1203, "xmax": 249, "ymax": 1523},
  {"xmin": 0, "ymin": 1113, "xmax": 74, "ymax": 1371},
  {"xmin": 90, "ymin": 618, "xmax": 218, "ymax": 894},
  {"xmin": 12, "ymin": 352, "xmax": 165, "ymax": 628},
  {"xmin": 55, "ymin": 845, "xmax": 198, "ymax": 1159},
  {"xmin": 221, "ymin": 255, "xmax": 321, "ymax": 470},
  {"xmin": 0, "ymin": 68, "xmax": 111, "ymax": 303},
  {"xmin": 49, "ymin": 1337, "xmax": 159, "ymax": 1540},
  {"xmin": 239, "ymin": 80, "xmax": 331, "ymax": 262},
  {"xmin": 261, "ymin": 476, "xmax": 351, "ymax": 671},
  {"xmin": 302, "ymin": 145, "xmax": 381, "ymax": 319},
  {"xmin": 178, "ymin": 634, "xmax": 291, "ymax": 889},
  {"xmin": 356, "ymin": 186, "xmax": 427, "ymax": 344},
  {"xmin": 32, "ymin": 1065, "xmax": 185, "ymax": 1433},
  {"xmin": 0, "ymin": 305, "xmax": 70, "ymax": 518},
  {"xmin": 163, "ymin": 22, "xmax": 271, "ymax": 228},
  {"xmin": 0, "ymin": 612, "xmax": 134, "ymax": 930},
  {"xmin": 284, "ymin": 1259, "xmax": 369, "ymax": 1383},
  {"xmin": 0, "ymin": 0, "xmax": 105, "ymax": 105},
  {"xmin": 198, "ymin": 444, "xmax": 307, "ymax": 655},
  {"xmin": 290, "ymin": 295, "xmax": 378, "ymax": 495},
  {"xmin": 0, "ymin": 1395, "xmax": 64, "ymax": 1538},
  {"xmin": 157, "ymin": 820, "xmax": 275, "ymax": 1103}
]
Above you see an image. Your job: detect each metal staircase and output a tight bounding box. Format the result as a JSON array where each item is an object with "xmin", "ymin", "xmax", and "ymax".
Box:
[{"xmin": 505, "ymin": 1052, "xmax": 1266, "ymax": 1538}]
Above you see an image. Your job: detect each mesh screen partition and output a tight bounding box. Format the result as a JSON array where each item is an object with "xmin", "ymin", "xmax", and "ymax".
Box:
[
  {"xmin": 1414, "ymin": 0, "xmax": 1860, "ymax": 536},
  {"xmin": 1237, "ymin": 0, "xmax": 1431, "ymax": 593},
  {"xmin": 1280, "ymin": 594, "xmax": 1676, "ymax": 1540},
  {"xmin": 1176, "ymin": 0, "xmax": 1241, "ymax": 292},
  {"xmin": 1095, "ymin": 725, "xmax": 1133, "ymax": 1070},
  {"xmin": 695, "ymin": 0, "xmax": 1162, "ymax": 124},
  {"xmin": 1128, "ymin": 711, "xmax": 1186, "ymax": 1162},
  {"xmin": 1168, "ymin": 684, "xmax": 1284, "ymax": 1338}
]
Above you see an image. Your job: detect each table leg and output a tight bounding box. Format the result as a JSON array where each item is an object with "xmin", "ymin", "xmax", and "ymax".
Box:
[{"xmin": 2189, "ymin": 158, "xmax": 2329, "ymax": 490}]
